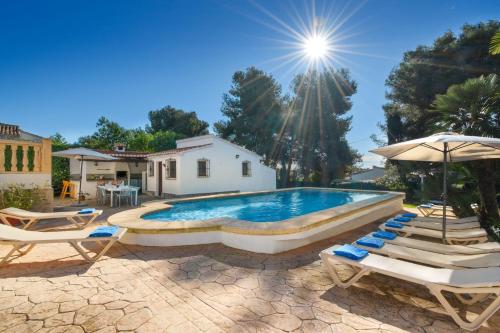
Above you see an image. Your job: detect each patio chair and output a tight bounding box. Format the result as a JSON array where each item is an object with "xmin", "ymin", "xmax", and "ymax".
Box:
[
  {"xmin": 97, "ymin": 186, "xmax": 111, "ymax": 206},
  {"xmin": 0, "ymin": 207, "xmax": 103, "ymax": 231},
  {"xmin": 115, "ymin": 188, "xmax": 133, "ymax": 207},
  {"xmin": 320, "ymin": 245, "xmax": 500, "ymax": 331},
  {"xmin": 368, "ymin": 232, "xmax": 500, "ymax": 255},
  {"xmin": 381, "ymin": 223, "xmax": 488, "ymax": 244},
  {"xmin": 0, "ymin": 224, "xmax": 127, "ymax": 264},
  {"xmin": 354, "ymin": 237, "xmax": 500, "ymax": 269}
]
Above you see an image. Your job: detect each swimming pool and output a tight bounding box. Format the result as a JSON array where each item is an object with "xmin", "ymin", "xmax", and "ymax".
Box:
[
  {"xmin": 143, "ymin": 189, "xmax": 380, "ymax": 222},
  {"xmin": 109, "ymin": 188, "xmax": 404, "ymax": 253}
]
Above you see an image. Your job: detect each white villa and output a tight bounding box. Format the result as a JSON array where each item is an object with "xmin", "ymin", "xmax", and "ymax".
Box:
[{"xmin": 146, "ymin": 135, "xmax": 276, "ymax": 197}]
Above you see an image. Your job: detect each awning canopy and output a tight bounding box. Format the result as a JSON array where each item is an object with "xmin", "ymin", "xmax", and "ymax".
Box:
[{"xmin": 52, "ymin": 147, "xmax": 117, "ymax": 161}]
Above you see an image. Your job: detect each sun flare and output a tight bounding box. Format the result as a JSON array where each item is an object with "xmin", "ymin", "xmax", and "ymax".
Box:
[{"xmin": 303, "ymin": 35, "xmax": 329, "ymax": 59}]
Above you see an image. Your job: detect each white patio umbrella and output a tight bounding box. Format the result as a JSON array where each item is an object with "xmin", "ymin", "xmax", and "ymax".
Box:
[
  {"xmin": 371, "ymin": 132, "xmax": 500, "ymax": 242},
  {"xmin": 52, "ymin": 148, "xmax": 117, "ymax": 204}
]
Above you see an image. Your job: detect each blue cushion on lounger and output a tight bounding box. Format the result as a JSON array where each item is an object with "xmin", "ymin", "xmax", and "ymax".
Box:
[
  {"xmin": 401, "ymin": 213, "xmax": 417, "ymax": 218},
  {"xmin": 355, "ymin": 236, "xmax": 385, "ymax": 249},
  {"xmin": 333, "ymin": 244, "xmax": 368, "ymax": 260},
  {"xmin": 386, "ymin": 218, "xmax": 407, "ymax": 224},
  {"xmin": 385, "ymin": 221, "xmax": 404, "ymax": 229},
  {"xmin": 79, "ymin": 208, "xmax": 96, "ymax": 214},
  {"xmin": 394, "ymin": 216, "xmax": 411, "ymax": 222},
  {"xmin": 373, "ymin": 230, "xmax": 397, "ymax": 240},
  {"xmin": 89, "ymin": 225, "xmax": 119, "ymax": 238}
]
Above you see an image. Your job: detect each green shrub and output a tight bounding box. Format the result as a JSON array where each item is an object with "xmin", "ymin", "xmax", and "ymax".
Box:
[
  {"xmin": 4, "ymin": 145, "xmax": 12, "ymax": 171},
  {"xmin": 27, "ymin": 146, "xmax": 35, "ymax": 171},
  {"xmin": 374, "ymin": 164, "xmax": 407, "ymax": 192},
  {"xmin": 52, "ymin": 157, "xmax": 69, "ymax": 195},
  {"xmin": 0, "ymin": 184, "xmax": 44, "ymax": 210},
  {"xmin": 16, "ymin": 145, "xmax": 23, "ymax": 171}
]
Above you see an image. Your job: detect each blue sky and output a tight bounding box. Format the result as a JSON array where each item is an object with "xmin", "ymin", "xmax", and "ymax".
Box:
[{"xmin": 1, "ymin": 0, "xmax": 499, "ymax": 167}]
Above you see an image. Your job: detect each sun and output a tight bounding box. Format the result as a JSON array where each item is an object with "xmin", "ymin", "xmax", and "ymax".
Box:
[{"xmin": 302, "ymin": 34, "xmax": 329, "ymax": 60}]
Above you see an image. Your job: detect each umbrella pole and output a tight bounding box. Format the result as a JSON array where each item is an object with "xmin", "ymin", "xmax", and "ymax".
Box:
[
  {"xmin": 442, "ymin": 143, "xmax": 448, "ymax": 244},
  {"xmin": 78, "ymin": 155, "xmax": 84, "ymax": 204}
]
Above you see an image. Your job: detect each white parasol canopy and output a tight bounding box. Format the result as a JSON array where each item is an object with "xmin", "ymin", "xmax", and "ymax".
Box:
[
  {"xmin": 371, "ymin": 132, "xmax": 500, "ymax": 162},
  {"xmin": 371, "ymin": 132, "xmax": 500, "ymax": 242},
  {"xmin": 52, "ymin": 148, "xmax": 117, "ymax": 204}
]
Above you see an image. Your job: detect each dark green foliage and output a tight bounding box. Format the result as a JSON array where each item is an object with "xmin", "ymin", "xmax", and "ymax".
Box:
[
  {"xmin": 382, "ymin": 21, "xmax": 500, "ymax": 227},
  {"xmin": 15, "ymin": 146, "xmax": 23, "ymax": 171},
  {"xmin": 290, "ymin": 69, "xmax": 359, "ymax": 186},
  {"xmin": 214, "ymin": 67, "xmax": 284, "ymax": 163},
  {"xmin": 27, "ymin": 146, "xmax": 35, "ymax": 171},
  {"xmin": 51, "ymin": 133, "xmax": 70, "ymax": 195},
  {"xmin": 147, "ymin": 106, "xmax": 209, "ymax": 137},
  {"xmin": 78, "ymin": 117, "xmax": 129, "ymax": 150},
  {"xmin": 490, "ymin": 31, "xmax": 500, "ymax": 55},
  {"xmin": 385, "ymin": 21, "xmax": 500, "ymax": 142},
  {"xmin": 432, "ymin": 74, "xmax": 500, "ymax": 137},
  {"xmin": 4, "ymin": 145, "xmax": 12, "ymax": 171},
  {"xmin": 432, "ymin": 74, "xmax": 500, "ymax": 226},
  {"xmin": 77, "ymin": 106, "xmax": 206, "ymax": 153},
  {"xmin": 148, "ymin": 131, "xmax": 177, "ymax": 152},
  {"xmin": 215, "ymin": 67, "xmax": 360, "ymax": 187}
]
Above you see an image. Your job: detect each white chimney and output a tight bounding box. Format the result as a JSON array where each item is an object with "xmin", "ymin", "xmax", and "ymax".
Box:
[{"xmin": 114, "ymin": 143, "xmax": 126, "ymax": 152}]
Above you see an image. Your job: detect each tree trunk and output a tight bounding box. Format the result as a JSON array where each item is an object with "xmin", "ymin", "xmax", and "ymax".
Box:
[
  {"xmin": 320, "ymin": 161, "xmax": 330, "ymax": 187},
  {"xmin": 280, "ymin": 159, "xmax": 288, "ymax": 188},
  {"xmin": 286, "ymin": 157, "xmax": 293, "ymax": 185},
  {"xmin": 475, "ymin": 160, "xmax": 500, "ymax": 226}
]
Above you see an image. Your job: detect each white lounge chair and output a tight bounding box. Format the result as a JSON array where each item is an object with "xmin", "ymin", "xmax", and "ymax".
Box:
[
  {"xmin": 0, "ymin": 207, "xmax": 103, "ymax": 230},
  {"xmin": 321, "ymin": 246, "xmax": 500, "ymax": 331},
  {"xmin": 355, "ymin": 241, "xmax": 500, "ymax": 269},
  {"xmin": 368, "ymin": 233, "xmax": 500, "ymax": 255},
  {"xmin": 405, "ymin": 220, "xmax": 480, "ymax": 230},
  {"xmin": 412, "ymin": 216, "xmax": 478, "ymax": 224},
  {"xmin": 381, "ymin": 224, "xmax": 488, "ymax": 244},
  {"xmin": 0, "ymin": 224, "xmax": 127, "ymax": 264}
]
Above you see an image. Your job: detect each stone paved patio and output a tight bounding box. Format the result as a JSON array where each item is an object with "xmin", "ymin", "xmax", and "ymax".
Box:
[{"xmin": 0, "ymin": 218, "xmax": 499, "ymax": 333}]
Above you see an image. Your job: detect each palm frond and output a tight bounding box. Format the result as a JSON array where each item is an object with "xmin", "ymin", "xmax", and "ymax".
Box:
[{"xmin": 490, "ymin": 31, "xmax": 500, "ymax": 55}]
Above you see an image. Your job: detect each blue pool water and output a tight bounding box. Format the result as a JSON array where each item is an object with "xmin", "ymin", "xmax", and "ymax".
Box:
[{"xmin": 143, "ymin": 189, "xmax": 380, "ymax": 222}]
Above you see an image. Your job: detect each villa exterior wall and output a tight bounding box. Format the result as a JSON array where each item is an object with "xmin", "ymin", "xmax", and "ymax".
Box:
[
  {"xmin": 146, "ymin": 161, "xmax": 158, "ymax": 196},
  {"xmin": 174, "ymin": 142, "xmax": 275, "ymax": 196},
  {"xmin": 146, "ymin": 135, "xmax": 276, "ymax": 196}
]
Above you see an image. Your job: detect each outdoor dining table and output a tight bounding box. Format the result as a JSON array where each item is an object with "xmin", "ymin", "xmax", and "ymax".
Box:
[{"xmin": 99, "ymin": 185, "xmax": 139, "ymax": 208}]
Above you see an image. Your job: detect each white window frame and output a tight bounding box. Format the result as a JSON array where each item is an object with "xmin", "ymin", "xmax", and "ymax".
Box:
[
  {"xmin": 165, "ymin": 158, "xmax": 177, "ymax": 179},
  {"xmin": 242, "ymin": 160, "xmax": 252, "ymax": 177},
  {"xmin": 148, "ymin": 161, "xmax": 155, "ymax": 177},
  {"xmin": 197, "ymin": 159, "xmax": 210, "ymax": 178}
]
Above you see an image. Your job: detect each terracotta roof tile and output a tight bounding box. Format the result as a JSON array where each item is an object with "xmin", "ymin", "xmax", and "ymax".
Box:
[
  {"xmin": 0, "ymin": 123, "xmax": 20, "ymax": 136},
  {"xmin": 94, "ymin": 149, "xmax": 149, "ymax": 159}
]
